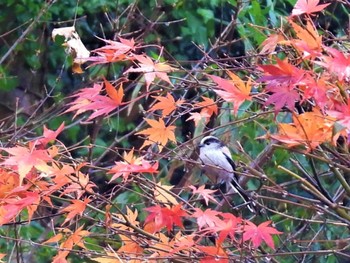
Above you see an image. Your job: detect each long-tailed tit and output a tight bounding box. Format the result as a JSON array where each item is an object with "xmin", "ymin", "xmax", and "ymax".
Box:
[{"xmin": 198, "ymin": 136, "xmax": 255, "ymax": 212}]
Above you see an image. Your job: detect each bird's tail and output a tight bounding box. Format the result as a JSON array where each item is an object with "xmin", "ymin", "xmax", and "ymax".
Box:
[{"xmin": 228, "ymin": 182, "xmax": 256, "ymax": 213}]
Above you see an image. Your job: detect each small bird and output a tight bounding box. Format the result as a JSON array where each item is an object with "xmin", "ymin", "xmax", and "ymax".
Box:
[{"xmin": 198, "ymin": 136, "xmax": 255, "ymax": 212}]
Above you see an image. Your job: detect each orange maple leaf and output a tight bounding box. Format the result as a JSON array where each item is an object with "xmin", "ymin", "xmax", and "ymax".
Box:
[
  {"xmin": 1, "ymin": 144, "xmax": 52, "ymax": 185},
  {"xmin": 118, "ymin": 234, "xmax": 144, "ymax": 255},
  {"xmin": 187, "ymin": 96, "xmax": 218, "ymax": 125},
  {"xmin": 61, "ymin": 198, "xmax": 91, "ymax": 225},
  {"xmin": 136, "ymin": 118, "xmax": 176, "ymax": 151},
  {"xmin": 207, "ymin": 71, "xmax": 252, "ymax": 114},
  {"xmin": 259, "ymin": 34, "xmax": 285, "ymax": 55},
  {"xmin": 0, "ymin": 168, "xmax": 19, "ymax": 199},
  {"xmin": 270, "ymin": 109, "xmax": 334, "ymax": 150},
  {"xmin": 148, "ymin": 93, "xmax": 184, "ymax": 116},
  {"xmin": 51, "ymin": 225, "xmax": 90, "ymax": 262},
  {"xmin": 197, "ymin": 96, "xmax": 218, "ymax": 116},
  {"xmin": 196, "ymin": 245, "xmax": 229, "ymax": 263},
  {"xmin": 288, "ymin": 20, "xmax": 322, "ymax": 59},
  {"xmin": 125, "ymin": 54, "xmax": 174, "ymax": 90}
]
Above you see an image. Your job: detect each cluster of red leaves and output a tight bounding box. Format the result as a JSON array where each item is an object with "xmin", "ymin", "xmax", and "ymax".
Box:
[
  {"xmin": 0, "ymin": 123, "xmax": 97, "ymax": 261},
  {"xmin": 141, "ymin": 204, "xmax": 282, "ymax": 262},
  {"xmin": 206, "ymin": 1, "xmax": 349, "ymax": 150},
  {"xmin": 3, "ymin": 1, "xmax": 343, "ymax": 262}
]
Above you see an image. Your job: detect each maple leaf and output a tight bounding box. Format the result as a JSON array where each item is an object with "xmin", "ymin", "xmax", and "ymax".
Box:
[
  {"xmin": 118, "ymin": 234, "xmax": 144, "ymax": 255},
  {"xmin": 270, "ymin": 109, "xmax": 334, "ymax": 150},
  {"xmin": 188, "ymin": 96, "xmax": 218, "ymax": 125},
  {"xmin": 144, "ymin": 204, "xmax": 188, "ymax": 232},
  {"xmin": 189, "ymin": 185, "xmax": 218, "ymax": 206},
  {"xmin": 108, "ymin": 148, "xmax": 159, "ymax": 182},
  {"xmin": 258, "ymin": 58, "xmax": 306, "ymax": 113},
  {"xmin": 88, "ymin": 37, "xmax": 135, "ymax": 66},
  {"xmin": 242, "ymin": 220, "xmax": 282, "ymax": 249},
  {"xmin": 136, "ymin": 118, "xmax": 176, "ymax": 151},
  {"xmin": 148, "ymin": 93, "xmax": 184, "ymax": 116},
  {"xmin": 62, "ymin": 171, "xmax": 96, "ymax": 199},
  {"xmin": 317, "ymin": 47, "xmax": 350, "ymax": 82},
  {"xmin": 112, "ymin": 206, "xmax": 139, "ymax": 232},
  {"xmin": 0, "ymin": 168, "xmax": 19, "ymax": 199},
  {"xmin": 289, "ymin": 20, "xmax": 322, "ymax": 59},
  {"xmin": 196, "ymin": 245, "xmax": 229, "ymax": 263},
  {"xmin": 1, "ymin": 145, "xmax": 52, "ymax": 185},
  {"xmin": 0, "ymin": 191, "xmax": 40, "ymax": 225},
  {"xmin": 207, "ymin": 71, "xmax": 252, "ymax": 114},
  {"xmin": 51, "ymin": 225, "xmax": 90, "ymax": 262},
  {"xmin": 171, "ymin": 234, "xmax": 197, "ymax": 255},
  {"xmin": 43, "ymin": 233, "xmax": 64, "ymax": 245},
  {"xmin": 61, "ymin": 198, "xmax": 91, "ymax": 225},
  {"xmin": 186, "ymin": 111, "xmax": 211, "ymax": 125},
  {"xmin": 197, "ymin": 96, "xmax": 218, "ymax": 117},
  {"xmin": 291, "ymin": 0, "xmax": 330, "ymax": 17},
  {"xmin": 125, "ymin": 54, "xmax": 174, "ymax": 90},
  {"xmin": 327, "ymin": 99, "xmax": 350, "ymax": 132},
  {"xmin": 154, "ymin": 182, "xmax": 178, "ymax": 205},
  {"xmin": 65, "ymin": 79, "xmax": 124, "ymax": 120},
  {"xmin": 192, "ymin": 208, "xmax": 223, "ymax": 230},
  {"xmin": 36, "ymin": 122, "xmax": 65, "ymax": 148},
  {"xmin": 216, "ymin": 213, "xmax": 242, "ymax": 244},
  {"xmin": 259, "ymin": 34, "xmax": 285, "ymax": 55},
  {"xmin": 301, "ymin": 76, "xmax": 332, "ymax": 110}
]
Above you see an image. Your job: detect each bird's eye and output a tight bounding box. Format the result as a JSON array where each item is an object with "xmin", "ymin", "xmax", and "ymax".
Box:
[{"xmin": 205, "ymin": 141, "xmax": 210, "ymax": 145}]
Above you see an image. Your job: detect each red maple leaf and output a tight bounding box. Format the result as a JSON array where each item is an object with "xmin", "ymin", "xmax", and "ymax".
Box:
[
  {"xmin": 242, "ymin": 220, "xmax": 282, "ymax": 249},
  {"xmin": 108, "ymin": 148, "xmax": 159, "ymax": 183},
  {"xmin": 207, "ymin": 71, "xmax": 252, "ymax": 114},
  {"xmin": 36, "ymin": 122, "xmax": 65, "ymax": 148},
  {"xmin": 1, "ymin": 145, "xmax": 52, "ymax": 185},
  {"xmin": 216, "ymin": 213, "xmax": 242, "ymax": 244},
  {"xmin": 0, "ymin": 191, "xmax": 40, "ymax": 225},
  {"xmin": 189, "ymin": 185, "xmax": 218, "ymax": 206},
  {"xmin": 327, "ymin": 99, "xmax": 350, "ymax": 131},
  {"xmin": 65, "ymin": 78, "xmax": 124, "ymax": 120},
  {"xmin": 291, "ymin": 0, "xmax": 330, "ymax": 17},
  {"xmin": 258, "ymin": 59, "xmax": 306, "ymax": 113},
  {"xmin": 192, "ymin": 208, "xmax": 222, "ymax": 231},
  {"xmin": 317, "ymin": 47, "xmax": 350, "ymax": 82},
  {"xmin": 88, "ymin": 37, "xmax": 135, "ymax": 65},
  {"xmin": 144, "ymin": 204, "xmax": 188, "ymax": 232}
]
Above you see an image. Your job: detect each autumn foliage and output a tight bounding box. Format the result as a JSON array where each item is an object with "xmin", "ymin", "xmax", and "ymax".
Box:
[{"xmin": 1, "ymin": 0, "xmax": 350, "ymax": 262}]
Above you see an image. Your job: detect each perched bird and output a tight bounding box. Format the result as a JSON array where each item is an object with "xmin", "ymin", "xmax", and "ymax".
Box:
[{"xmin": 198, "ymin": 136, "xmax": 255, "ymax": 212}]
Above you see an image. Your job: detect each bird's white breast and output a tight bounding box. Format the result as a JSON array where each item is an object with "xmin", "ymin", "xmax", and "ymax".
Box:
[{"xmin": 199, "ymin": 149, "xmax": 234, "ymax": 184}]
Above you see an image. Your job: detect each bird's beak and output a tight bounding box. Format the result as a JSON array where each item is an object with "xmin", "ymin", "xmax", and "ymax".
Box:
[{"xmin": 198, "ymin": 143, "xmax": 204, "ymax": 148}]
